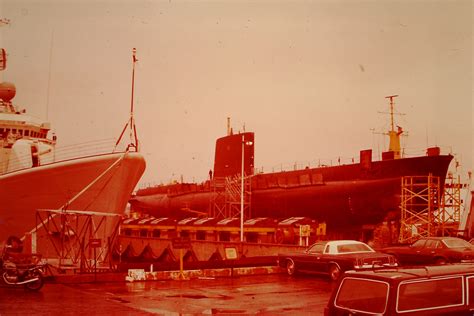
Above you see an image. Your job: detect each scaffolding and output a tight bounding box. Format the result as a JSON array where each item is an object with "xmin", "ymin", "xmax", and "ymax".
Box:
[
  {"xmin": 438, "ymin": 173, "xmax": 464, "ymax": 235},
  {"xmin": 210, "ymin": 177, "xmax": 227, "ymax": 218},
  {"xmin": 210, "ymin": 174, "xmax": 251, "ymax": 219},
  {"xmin": 399, "ymin": 174, "xmax": 442, "ymax": 243}
]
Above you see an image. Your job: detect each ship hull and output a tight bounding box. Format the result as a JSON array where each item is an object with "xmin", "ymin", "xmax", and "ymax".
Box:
[
  {"xmin": 131, "ymin": 154, "xmax": 453, "ymax": 232},
  {"xmin": 0, "ymin": 152, "xmax": 146, "ymax": 246}
]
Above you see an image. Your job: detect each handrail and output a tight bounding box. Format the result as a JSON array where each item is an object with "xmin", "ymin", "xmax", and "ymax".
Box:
[
  {"xmin": 254, "ymin": 146, "xmax": 453, "ymax": 174},
  {"xmin": 0, "ymin": 138, "xmax": 131, "ymax": 176}
]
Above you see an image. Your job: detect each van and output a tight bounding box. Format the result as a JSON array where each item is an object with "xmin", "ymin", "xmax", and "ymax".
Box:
[{"xmin": 325, "ymin": 264, "xmax": 474, "ymax": 315}]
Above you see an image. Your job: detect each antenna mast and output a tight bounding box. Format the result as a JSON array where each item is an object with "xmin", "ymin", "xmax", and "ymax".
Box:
[
  {"xmin": 384, "ymin": 95, "xmax": 403, "ymax": 158},
  {"xmin": 115, "ymin": 48, "xmax": 139, "ymax": 151},
  {"xmin": 385, "ymin": 94, "xmax": 398, "ymax": 133}
]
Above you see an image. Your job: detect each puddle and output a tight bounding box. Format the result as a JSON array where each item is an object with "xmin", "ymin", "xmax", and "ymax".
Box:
[
  {"xmin": 166, "ymin": 294, "xmax": 233, "ymax": 300},
  {"xmin": 108, "ymin": 297, "xmax": 130, "ymax": 303},
  {"xmin": 167, "ymin": 294, "xmax": 208, "ymax": 299},
  {"xmin": 211, "ymin": 308, "xmax": 246, "ymax": 314}
]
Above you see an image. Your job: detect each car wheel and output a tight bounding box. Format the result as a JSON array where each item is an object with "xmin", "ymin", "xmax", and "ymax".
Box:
[
  {"xmin": 329, "ymin": 264, "xmax": 341, "ymax": 281},
  {"xmin": 286, "ymin": 259, "xmax": 296, "ymax": 276},
  {"xmin": 434, "ymin": 257, "xmax": 447, "ymax": 265}
]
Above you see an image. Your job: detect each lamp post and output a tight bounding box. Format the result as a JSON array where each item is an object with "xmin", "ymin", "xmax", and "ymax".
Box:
[{"xmin": 240, "ymin": 134, "xmax": 244, "ymax": 242}]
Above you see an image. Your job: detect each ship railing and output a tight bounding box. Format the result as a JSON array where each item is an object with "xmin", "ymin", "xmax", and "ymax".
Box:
[
  {"xmin": 52, "ymin": 138, "xmax": 124, "ymax": 162},
  {"xmin": 403, "ymin": 146, "xmax": 452, "ymax": 158},
  {"xmin": 0, "ymin": 138, "xmax": 129, "ymax": 175},
  {"xmin": 256, "ymin": 156, "xmax": 360, "ymax": 174},
  {"xmin": 254, "ymin": 146, "xmax": 453, "ymax": 174}
]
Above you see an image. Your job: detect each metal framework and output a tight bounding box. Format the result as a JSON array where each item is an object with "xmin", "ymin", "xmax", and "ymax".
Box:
[
  {"xmin": 210, "ymin": 177, "xmax": 227, "ymax": 218},
  {"xmin": 35, "ymin": 209, "xmax": 121, "ymax": 272},
  {"xmin": 225, "ymin": 174, "xmax": 251, "ymax": 220},
  {"xmin": 437, "ymin": 173, "xmax": 463, "ymax": 235},
  {"xmin": 399, "ymin": 174, "xmax": 441, "ymax": 243},
  {"xmin": 210, "ymin": 175, "xmax": 251, "ymax": 219}
]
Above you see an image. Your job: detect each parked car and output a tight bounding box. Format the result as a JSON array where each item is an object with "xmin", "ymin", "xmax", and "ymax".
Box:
[
  {"xmin": 277, "ymin": 240, "xmax": 398, "ymax": 281},
  {"xmin": 382, "ymin": 236, "xmax": 474, "ymax": 265},
  {"xmin": 325, "ymin": 263, "xmax": 474, "ymax": 315}
]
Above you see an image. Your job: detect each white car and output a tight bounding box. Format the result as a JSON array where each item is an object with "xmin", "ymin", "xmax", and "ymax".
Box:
[{"xmin": 278, "ymin": 240, "xmax": 398, "ymax": 280}]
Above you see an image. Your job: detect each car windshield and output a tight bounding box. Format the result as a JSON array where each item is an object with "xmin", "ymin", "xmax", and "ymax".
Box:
[
  {"xmin": 443, "ymin": 238, "xmax": 472, "ymax": 249},
  {"xmin": 335, "ymin": 278, "xmax": 389, "ymax": 314},
  {"xmin": 337, "ymin": 243, "xmax": 373, "ymax": 253},
  {"xmin": 307, "ymin": 243, "xmax": 325, "ymax": 253}
]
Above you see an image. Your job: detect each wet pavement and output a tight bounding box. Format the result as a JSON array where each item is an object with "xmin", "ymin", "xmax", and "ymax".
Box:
[{"xmin": 0, "ymin": 274, "xmax": 335, "ymax": 315}]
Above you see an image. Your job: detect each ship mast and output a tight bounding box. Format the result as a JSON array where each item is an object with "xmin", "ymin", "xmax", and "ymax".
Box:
[
  {"xmin": 115, "ymin": 48, "xmax": 139, "ymax": 152},
  {"xmin": 384, "ymin": 94, "xmax": 403, "ymax": 159}
]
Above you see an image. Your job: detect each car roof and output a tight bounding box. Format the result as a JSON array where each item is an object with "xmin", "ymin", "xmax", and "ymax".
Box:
[
  {"xmin": 417, "ymin": 237, "xmax": 464, "ymax": 241},
  {"xmin": 320, "ymin": 240, "xmax": 368, "ymax": 246},
  {"xmin": 343, "ymin": 264, "xmax": 474, "ymax": 282}
]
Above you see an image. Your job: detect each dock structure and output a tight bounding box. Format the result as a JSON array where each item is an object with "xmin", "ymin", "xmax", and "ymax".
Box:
[{"xmin": 115, "ymin": 216, "xmax": 326, "ymax": 270}]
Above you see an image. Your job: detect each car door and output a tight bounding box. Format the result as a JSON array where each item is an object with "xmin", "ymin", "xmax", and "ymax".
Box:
[
  {"xmin": 418, "ymin": 239, "xmax": 440, "ymax": 263},
  {"xmin": 400, "ymin": 239, "xmax": 427, "ymax": 264},
  {"xmin": 299, "ymin": 242, "xmax": 325, "ymax": 272}
]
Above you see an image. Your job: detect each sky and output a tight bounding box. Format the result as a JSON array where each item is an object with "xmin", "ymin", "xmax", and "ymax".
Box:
[{"xmin": 0, "ymin": 0, "xmax": 472, "ymax": 188}]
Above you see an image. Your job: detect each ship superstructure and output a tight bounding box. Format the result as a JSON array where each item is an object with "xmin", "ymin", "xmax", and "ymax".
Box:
[{"xmin": 0, "ymin": 82, "xmax": 56, "ymax": 174}]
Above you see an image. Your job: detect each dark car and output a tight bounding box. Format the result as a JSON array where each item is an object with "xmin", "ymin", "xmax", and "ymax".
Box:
[
  {"xmin": 382, "ymin": 236, "xmax": 474, "ymax": 265},
  {"xmin": 277, "ymin": 240, "xmax": 397, "ymax": 281},
  {"xmin": 325, "ymin": 263, "xmax": 474, "ymax": 315}
]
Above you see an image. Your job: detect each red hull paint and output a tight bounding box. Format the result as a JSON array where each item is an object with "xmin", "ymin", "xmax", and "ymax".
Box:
[
  {"xmin": 0, "ymin": 152, "xmax": 146, "ymax": 245},
  {"xmin": 131, "ymin": 154, "xmax": 453, "ymax": 229}
]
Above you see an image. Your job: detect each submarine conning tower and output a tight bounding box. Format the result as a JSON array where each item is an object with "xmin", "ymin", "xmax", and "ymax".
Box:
[{"xmin": 213, "ymin": 120, "xmax": 254, "ymax": 179}]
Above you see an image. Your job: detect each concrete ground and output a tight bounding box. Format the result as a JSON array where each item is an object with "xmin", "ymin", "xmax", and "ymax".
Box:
[{"xmin": 0, "ymin": 274, "xmax": 335, "ymax": 315}]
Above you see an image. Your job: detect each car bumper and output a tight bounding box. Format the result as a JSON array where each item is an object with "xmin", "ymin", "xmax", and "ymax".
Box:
[{"xmin": 354, "ymin": 263, "xmax": 398, "ymax": 269}]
